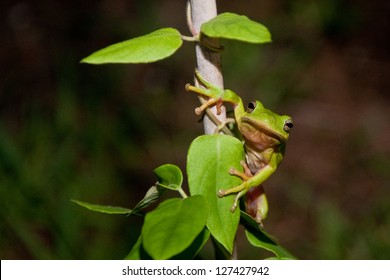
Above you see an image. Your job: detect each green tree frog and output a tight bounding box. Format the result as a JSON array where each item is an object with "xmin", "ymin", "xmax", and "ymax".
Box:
[{"xmin": 186, "ymin": 71, "xmax": 293, "ymax": 224}]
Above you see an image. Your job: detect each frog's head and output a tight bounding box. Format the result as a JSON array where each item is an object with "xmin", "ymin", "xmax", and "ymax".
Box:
[{"xmin": 238, "ymin": 101, "xmax": 293, "ymax": 150}]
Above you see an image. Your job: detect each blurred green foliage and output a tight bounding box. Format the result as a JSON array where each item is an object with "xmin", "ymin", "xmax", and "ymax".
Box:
[{"xmin": 1, "ymin": 0, "xmax": 389, "ymax": 259}]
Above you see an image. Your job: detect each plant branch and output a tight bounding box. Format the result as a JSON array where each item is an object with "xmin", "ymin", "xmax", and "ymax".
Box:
[
  {"xmin": 178, "ymin": 188, "xmax": 188, "ymax": 199},
  {"xmin": 188, "ymin": 0, "xmax": 226, "ymax": 135}
]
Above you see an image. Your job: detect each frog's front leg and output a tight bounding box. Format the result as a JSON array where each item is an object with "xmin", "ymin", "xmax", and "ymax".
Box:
[
  {"xmin": 218, "ymin": 162, "xmax": 276, "ymax": 213},
  {"xmin": 185, "ymin": 70, "xmax": 242, "ymax": 115},
  {"xmin": 185, "ymin": 83, "xmax": 224, "ymax": 115},
  {"xmin": 214, "ymin": 118, "xmax": 235, "ymax": 134}
]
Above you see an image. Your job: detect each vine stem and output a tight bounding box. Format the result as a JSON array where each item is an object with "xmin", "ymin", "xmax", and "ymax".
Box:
[
  {"xmin": 187, "ymin": 0, "xmax": 237, "ymax": 260},
  {"xmin": 178, "ymin": 188, "xmax": 188, "ymax": 199},
  {"xmin": 188, "ymin": 0, "xmax": 227, "ymax": 135}
]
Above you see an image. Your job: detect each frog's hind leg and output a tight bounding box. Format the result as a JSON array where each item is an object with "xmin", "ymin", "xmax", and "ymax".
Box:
[{"xmin": 245, "ymin": 185, "xmax": 268, "ymax": 226}]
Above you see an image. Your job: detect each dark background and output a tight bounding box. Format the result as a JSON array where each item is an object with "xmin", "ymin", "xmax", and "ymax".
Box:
[{"xmin": 1, "ymin": 0, "xmax": 389, "ymax": 259}]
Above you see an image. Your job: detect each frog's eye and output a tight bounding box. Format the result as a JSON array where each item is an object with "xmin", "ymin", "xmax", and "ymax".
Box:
[
  {"xmin": 283, "ymin": 119, "xmax": 294, "ymax": 133},
  {"xmin": 247, "ymin": 101, "xmax": 256, "ymax": 113}
]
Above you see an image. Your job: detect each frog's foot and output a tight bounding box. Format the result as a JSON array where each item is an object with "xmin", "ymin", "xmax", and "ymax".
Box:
[
  {"xmin": 185, "ymin": 83, "xmax": 224, "ymax": 115},
  {"xmin": 195, "ymin": 95, "xmax": 223, "ymax": 115},
  {"xmin": 214, "ymin": 118, "xmax": 235, "ymax": 134},
  {"xmin": 186, "ymin": 70, "xmax": 242, "ymax": 117}
]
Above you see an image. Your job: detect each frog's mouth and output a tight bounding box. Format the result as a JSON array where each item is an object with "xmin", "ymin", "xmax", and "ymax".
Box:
[{"xmin": 241, "ymin": 116, "xmax": 287, "ymax": 144}]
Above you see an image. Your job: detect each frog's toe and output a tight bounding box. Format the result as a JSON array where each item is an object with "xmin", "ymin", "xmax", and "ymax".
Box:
[
  {"xmin": 194, "ymin": 107, "xmax": 203, "ymax": 115},
  {"xmin": 229, "ymin": 167, "xmax": 250, "ymax": 181},
  {"xmin": 217, "ymin": 189, "xmax": 226, "ymax": 198},
  {"xmin": 230, "ymin": 203, "xmax": 238, "ymax": 213}
]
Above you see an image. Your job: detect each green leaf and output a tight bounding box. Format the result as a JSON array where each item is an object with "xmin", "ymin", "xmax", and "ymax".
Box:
[
  {"xmin": 201, "ymin": 12, "xmax": 271, "ymax": 44},
  {"xmin": 153, "ymin": 164, "xmax": 183, "ymax": 191},
  {"xmin": 124, "ymin": 236, "xmax": 152, "ymax": 260},
  {"xmin": 131, "ymin": 185, "xmax": 166, "ymax": 214},
  {"xmin": 72, "ymin": 185, "xmax": 165, "ymax": 216},
  {"xmin": 141, "ymin": 196, "xmax": 208, "ymax": 260},
  {"xmin": 125, "ymin": 228, "xmax": 210, "ymax": 260},
  {"xmin": 71, "ymin": 199, "xmax": 133, "ymax": 214},
  {"xmin": 240, "ymin": 211, "xmax": 296, "ymax": 259},
  {"xmin": 171, "ymin": 228, "xmax": 210, "ymax": 260},
  {"xmin": 187, "ymin": 135, "xmax": 244, "ymax": 253},
  {"xmin": 81, "ymin": 28, "xmax": 183, "ymax": 64}
]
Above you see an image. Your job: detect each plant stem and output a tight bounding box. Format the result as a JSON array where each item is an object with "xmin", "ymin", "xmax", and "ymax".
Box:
[
  {"xmin": 178, "ymin": 188, "xmax": 188, "ymax": 199},
  {"xmin": 188, "ymin": 0, "xmax": 237, "ymax": 260},
  {"xmin": 188, "ymin": 0, "xmax": 226, "ymax": 135}
]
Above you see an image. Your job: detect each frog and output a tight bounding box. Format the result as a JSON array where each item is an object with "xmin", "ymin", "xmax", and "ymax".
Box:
[{"xmin": 185, "ymin": 70, "xmax": 293, "ymax": 224}]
